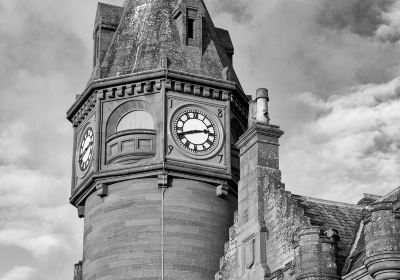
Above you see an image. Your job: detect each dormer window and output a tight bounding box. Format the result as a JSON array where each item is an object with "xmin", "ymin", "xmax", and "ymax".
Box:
[
  {"xmin": 186, "ymin": 8, "xmax": 198, "ymax": 46},
  {"xmin": 187, "ymin": 18, "xmax": 195, "ymax": 40},
  {"xmin": 173, "ymin": 4, "xmax": 201, "ymax": 47}
]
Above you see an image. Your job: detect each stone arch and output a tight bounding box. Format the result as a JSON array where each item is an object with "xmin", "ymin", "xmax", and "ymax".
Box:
[{"xmin": 106, "ymin": 100, "xmax": 153, "ymax": 138}]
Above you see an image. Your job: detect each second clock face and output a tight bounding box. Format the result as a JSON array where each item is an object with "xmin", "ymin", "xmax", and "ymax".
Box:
[
  {"xmin": 78, "ymin": 127, "xmax": 94, "ymax": 172},
  {"xmin": 172, "ymin": 108, "xmax": 220, "ymax": 156}
]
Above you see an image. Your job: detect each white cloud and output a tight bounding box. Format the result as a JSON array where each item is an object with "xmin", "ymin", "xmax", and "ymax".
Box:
[
  {"xmin": 376, "ymin": 1, "xmax": 400, "ymax": 42},
  {"xmin": 282, "ymin": 77, "xmax": 400, "ymax": 202},
  {"xmin": 0, "ymin": 166, "xmax": 82, "ymax": 260},
  {"xmin": 0, "ymin": 0, "xmax": 399, "ymax": 279},
  {"xmin": 0, "ymin": 267, "xmax": 36, "ymax": 280}
]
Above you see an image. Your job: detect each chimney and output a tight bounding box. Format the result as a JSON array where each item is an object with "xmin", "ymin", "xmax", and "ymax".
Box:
[{"xmin": 235, "ymin": 88, "xmax": 284, "ymax": 279}]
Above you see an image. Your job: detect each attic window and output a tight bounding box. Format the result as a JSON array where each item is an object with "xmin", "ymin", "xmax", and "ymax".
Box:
[{"xmin": 187, "ymin": 18, "xmax": 195, "ymax": 39}]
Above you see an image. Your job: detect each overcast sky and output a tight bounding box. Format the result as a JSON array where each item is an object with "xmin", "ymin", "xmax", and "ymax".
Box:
[{"xmin": 0, "ymin": 0, "xmax": 399, "ymax": 279}]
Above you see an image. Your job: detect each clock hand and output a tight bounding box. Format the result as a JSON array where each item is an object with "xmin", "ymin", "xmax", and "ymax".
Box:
[
  {"xmin": 79, "ymin": 141, "xmax": 94, "ymax": 160},
  {"xmin": 177, "ymin": 130, "xmax": 209, "ymax": 136}
]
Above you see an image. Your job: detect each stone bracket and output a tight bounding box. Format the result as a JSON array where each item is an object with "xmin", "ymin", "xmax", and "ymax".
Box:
[
  {"xmin": 158, "ymin": 172, "xmax": 169, "ymax": 188},
  {"xmin": 77, "ymin": 206, "xmax": 85, "ymax": 219},
  {"xmin": 216, "ymin": 184, "xmax": 229, "ymax": 198},
  {"xmin": 96, "ymin": 183, "xmax": 108, "ymax": 197}
]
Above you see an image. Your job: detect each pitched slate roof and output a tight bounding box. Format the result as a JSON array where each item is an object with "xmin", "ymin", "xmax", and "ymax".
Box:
[
  {"xmin": 294, "ymin": 196, "xmax": 364, "ymax": 275},
  {"xmin": 215, "ymin": 28, "xmax": 234, "ymax": 53},
  {"xmin": 94, "ymin": 0, "xmax": 241, "ymax": 88},
  {"xmin": 343, "ymin": 223, "xmax": 366, "ymax": 274}
]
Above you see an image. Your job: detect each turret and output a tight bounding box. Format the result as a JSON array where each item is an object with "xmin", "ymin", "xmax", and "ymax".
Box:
[
  {"xmin": 293, "ymin": 227, "xmax": 340, "ymax": 280},
  {"xmin": 363, "ymin": 199, "xmax": 400, "ymax": 280}
]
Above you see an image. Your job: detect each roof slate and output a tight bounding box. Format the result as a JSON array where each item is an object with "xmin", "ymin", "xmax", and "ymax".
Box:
[
  {"xmin": 344, "ymin": 224, "xmax": 366, "ymax": 274},
  {"xmin": 95, "ymin": 0, "xmax": 241, "ymax": 87},
  {"xmin": 215, "ymin": 28, "xmax": 234, "ymax": 52}
]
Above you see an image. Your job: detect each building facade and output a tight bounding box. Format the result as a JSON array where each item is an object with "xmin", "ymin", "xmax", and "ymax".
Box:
[{"xmin": 67, "ymin": 1, "xmax": 400, "ymax": 279}]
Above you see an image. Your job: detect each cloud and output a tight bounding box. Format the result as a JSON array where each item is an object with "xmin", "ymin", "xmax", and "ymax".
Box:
[
  {"xmin": 0, "ymin": 0, "xmax": 398, "ymax": 279},
  {"xmin": 0, "ymin": 267, "xmax": 37, "ymax": 280},
  {"xmin": 317, "ymin": 0, "xmax": 395, "ymax": 38},
  {"xmin": 0, "ymin": 166, "xmax": 82, "ymax": 259},
  {"xmin": 0, "ymin": 0, "xmax": 88, "ymax": 277},
  {"xmin": 282, "ymin": 77, "xmax": 400, "ymax": 202},
  {"xmin": 207, "ymin": 0, "xmax": 400, "ymax": 134},
  {"xmin": 376, "ymin": 1, "xmax": 400, "ymax": 42}
]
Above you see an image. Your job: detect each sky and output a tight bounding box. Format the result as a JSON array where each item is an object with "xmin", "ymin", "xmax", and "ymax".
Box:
[{"xmin": 0, "ymin": 0, "xmax": 399, "ymax": 279}]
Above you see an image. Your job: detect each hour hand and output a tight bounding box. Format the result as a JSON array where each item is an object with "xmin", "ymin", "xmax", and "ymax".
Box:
[
  {"xmin": 177, "ymin": 130, "xmax": 208, "ymax": 135},
  {"xmin": 79, "ymin": 141, "xmax": 94, "ymax": 160}
]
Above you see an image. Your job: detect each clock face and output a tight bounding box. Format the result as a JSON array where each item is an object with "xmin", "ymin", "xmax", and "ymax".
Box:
[
  {"xmin": 78, "ymin": 127, "xmax": 94, "ymax": 172},
  {"xmin": 172, "ymin": 108, "xmax": 220, "ymax": 155}
]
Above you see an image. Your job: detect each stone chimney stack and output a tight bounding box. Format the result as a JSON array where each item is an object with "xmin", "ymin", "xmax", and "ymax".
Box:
[{"xmin": 235, "ymin": 89, "xmax": 284, "ymax": 279}]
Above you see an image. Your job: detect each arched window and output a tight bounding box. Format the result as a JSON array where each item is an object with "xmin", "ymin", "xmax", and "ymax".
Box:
[{"xmin": 116, "ymin": 111, "xmax": 154, "ymax": 132}]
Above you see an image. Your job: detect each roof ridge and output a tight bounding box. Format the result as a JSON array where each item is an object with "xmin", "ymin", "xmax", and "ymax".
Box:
[
  {"xmin": 378, "ymin": 186, "xmax": 400, "ymax": 201},
  {"xmin": 98, "ymin": 2, "xmax": 123, "ymax": 8},
  {"xmin": 297, "ymin": 195, "xmax": 363, "ymax": 209}
]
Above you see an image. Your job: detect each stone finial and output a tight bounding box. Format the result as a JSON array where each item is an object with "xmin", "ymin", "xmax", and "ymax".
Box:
[{"xmin": 255, "ymin": 88, "xmax": 270, "ymax": 124}]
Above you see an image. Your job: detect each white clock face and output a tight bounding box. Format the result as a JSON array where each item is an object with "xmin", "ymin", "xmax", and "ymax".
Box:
[
  {"xmin": 172, "ymin": 108, "xmax": 221, "ymax": 156},
  {"xmin": 78, "ymin": 127, "xmax": 94, "ymax": 172}
]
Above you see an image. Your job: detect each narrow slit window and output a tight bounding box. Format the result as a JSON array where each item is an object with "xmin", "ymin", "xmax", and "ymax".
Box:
[{"xmin": 187, "ymin": 18, "xmax": 195, "ymax": 39}]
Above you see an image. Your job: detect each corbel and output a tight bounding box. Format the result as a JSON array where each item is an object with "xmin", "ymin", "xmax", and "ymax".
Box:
[
  {"xmin": 158, "ymin": 172, "xmax": 169, "ymax": 188},
  {"xmin": 216, "ymin": 184, "xmax": 229, "ymax": 198},
  {"xmin": 96, "ymin": 182, "xmax": 109, "ymax": 198},
  {"xmin": 77, "ymin": 206, "xmax": 85, "ymax": 218}
]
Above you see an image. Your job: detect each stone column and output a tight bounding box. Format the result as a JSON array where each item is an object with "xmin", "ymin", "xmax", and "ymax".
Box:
[
  {"xmin": 364, "ymin": 201, "xmax": 400, "ymax": 280},
  {"xmin": 235, "ymin": 88, "xmax": 284, "ymax": 279}
]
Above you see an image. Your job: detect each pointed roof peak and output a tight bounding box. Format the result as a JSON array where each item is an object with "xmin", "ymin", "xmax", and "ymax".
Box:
[{"xmin": 93, "ymin": 0, "xmax": 241, "ymax": 88}]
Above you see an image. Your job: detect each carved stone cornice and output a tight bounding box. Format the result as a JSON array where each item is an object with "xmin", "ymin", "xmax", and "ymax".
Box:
[{"xmin": 71, "ymin": 94, "xmax": 96, "ymax": 128}]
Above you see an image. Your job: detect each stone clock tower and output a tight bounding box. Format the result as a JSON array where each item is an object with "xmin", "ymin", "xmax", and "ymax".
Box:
[{"xmin": 67, "ymin": 0, "xmax": 249, "ymax": 279}]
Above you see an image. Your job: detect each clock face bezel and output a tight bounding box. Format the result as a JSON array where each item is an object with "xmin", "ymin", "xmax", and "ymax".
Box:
[
  {"xmin": 76, "ymin": 125, "xmax": 94, "ymax": 177},
  {"xmin": 170, "ymin": 105, "xmax": 224, "ymax": 159}
]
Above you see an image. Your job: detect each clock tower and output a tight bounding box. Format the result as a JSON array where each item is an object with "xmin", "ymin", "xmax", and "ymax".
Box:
[{"xmin": 67, "ymin": 0, "xmax": 249, "ymax": 279}]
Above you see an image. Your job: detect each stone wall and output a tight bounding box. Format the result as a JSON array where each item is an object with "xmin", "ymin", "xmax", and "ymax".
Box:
[{"xmin": 83, "ymin": 177, "xmax": 235, "ymax": 280}]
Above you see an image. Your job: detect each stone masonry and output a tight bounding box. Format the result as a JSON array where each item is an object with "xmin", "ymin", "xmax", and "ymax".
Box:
[{"xmin": 68, "ymin": 1, "xmax": 400, "ymax": 279}]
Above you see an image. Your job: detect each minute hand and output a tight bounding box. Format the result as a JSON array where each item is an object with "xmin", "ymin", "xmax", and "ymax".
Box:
[{"xmin": 178, "ymin": 130, "xmax": 208, "ymax": 136}]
